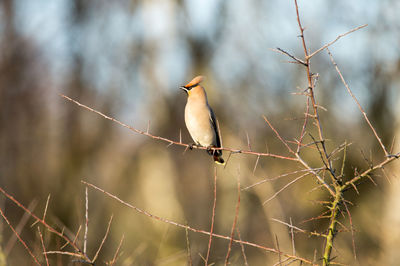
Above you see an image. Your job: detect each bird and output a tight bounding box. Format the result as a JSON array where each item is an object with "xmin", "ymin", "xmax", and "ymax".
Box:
[{"xmin": 180, "ymin": 76, "xmax": 225, "ymax": 165}]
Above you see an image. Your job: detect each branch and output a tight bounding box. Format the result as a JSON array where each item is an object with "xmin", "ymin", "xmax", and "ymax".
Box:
[
  {"xmin": 224, "ymin": 175, "xmax": 241, "ymax": 265},
  {"xmin": 307, "ymin": 24, "xmax": 367, "ymax": 59},
  {"xmin": 82, "ymin": 180, "xmax": 317, "ymax": 265},
  {"xmin": 271, "ymin": 48, "xmax": 307, "ymax": 66},
  {"xmin": 263, "ymin": 172, "xmax": 310, "ymax": 205},
  {"xmin": 0, "ymin": 186, "xmax": 90, "ymax": 262},
  {"xmin": 294, "ymin": 0, "xmax": 337, "ymax": 183},
  {"xmin": 342, "ymin": 156, "xmax": 397, "ymax": 190},
  {"xmin": 0, "ymin": 207, "xmax": 41, "ymax": 265},
  {"xmin": 205, "ymin": 168, "xmax": 217, "ymax": 265},
  {"xmin": 60, "ymin": 94, "xmax": 297, "ymax": 162},
  {"xmin": 327, "ymin": 48, "xmax": 389, "ymax": 156}
]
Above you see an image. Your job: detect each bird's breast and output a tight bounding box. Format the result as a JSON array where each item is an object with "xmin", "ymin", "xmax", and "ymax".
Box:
[{"xmin": 184, "ymin": 102, "xmax": 216, "ymax": 147}]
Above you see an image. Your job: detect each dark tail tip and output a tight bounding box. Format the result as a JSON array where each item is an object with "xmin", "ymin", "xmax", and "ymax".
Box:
[{"xmin": 213, "ymin": 155, "xmax": 225, "ymax": 165}]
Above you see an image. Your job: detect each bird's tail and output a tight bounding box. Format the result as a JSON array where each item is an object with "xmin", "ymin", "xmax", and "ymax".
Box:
[
  {"xmin": 207, "ymin": 148, "xmax": 225, "ymax": 165},
  {"xmin": 213, "ymin": 154, "xmax": 225, "ymax": 165}
]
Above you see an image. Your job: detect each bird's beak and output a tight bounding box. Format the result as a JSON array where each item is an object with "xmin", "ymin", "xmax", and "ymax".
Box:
[{"xmin": 179, "ymin": 86, "xmax": 188, "ymax": 93}]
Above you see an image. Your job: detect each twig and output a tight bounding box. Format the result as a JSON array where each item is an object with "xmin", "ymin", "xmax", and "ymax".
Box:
[
  {"xmin": 327, "ymin": 48, "xmax": 388, "ymax": 156},
  {"xmin": 271, "ymin": 47, "xmax": 307, "ymax": 66},
  {"xmin": 263, "ymin": 115, "xmax": 295, "ymax": 154},
  {"xmin": 263, "ymin": 172, "xmax": 309, "ymax": 205},
  {"xmin": 271, "ymin": 218, "xmax": 326, "ymax": 238},
  {"xmin": 92, "ymin": 215, "xmax": 113, "ymax": 263},
  {"xmin": 224, "ymin": 175, "xmax": 241, "ymax": 265},
  {"xmin": 38, "ymin": 227, "xmax": 49, "ymax": 266},
  {"xmin": 108, "ymin": 234, "xmax": 124, "ymax": 266},
  {"xmin": 0, "ymin": 207, "xmax": 41, "ymax": 265},
  {"xmin": 185, "ymin": 228, "xmax": 193, "ymax": 266},
  {"xmin": 246, "ymin": 131, "xmax": 252, "ymax": 151},
  {"xmin": 61, "ymin": 225, "xmax": 82, "ymax": 250},
  {"xmin": 84, "ymin": 186, "xmax": 89, "ymax": 255},
  {"xmin": 82, "ymin": 180, "xmax": 317, "ymax": 265},
  {"xmin": 60, "ymin": 94, "xmax": 297, "ymax": 161},
  {"xmin": 0, "ymin": 186, "xmax": 90, "ymax": 261},
  {"xmin": 44, "ymin": 251, "xmax": 84, "ymax": 258},
  {"xmin": 205, "ymin": 168, "xmax": 218, "ymax": 265},
  {"xmin": 295, "ymin": 155, "xmax": 335, "ymax": 196},
  {"xmin": 236, "ymin": 228, "xmax": 249, "ymax": 266},
  {"xmin": 343, "ymin": 203, "xmax": 357, "ymax": 262},
  {"xmin": 32, "ymin": 194, "xmax": 50, "ymax": 227},
  {"xmin": 289, "ymin": 218, "xmax": 295, "ymax": 256},
  {"xmin": 307, "ymin": 24, "xmax": 367, "ymax": 59},
  {"xmin": 252, "ymin": 155, "xmax": 260, "ymax": 174},
  {"xmin": 5, "ymin": 199, "xmax": 38, "ymax": 255},
  {"xmin": 294, "ymin": 0, "xmax": 336, "ymax": 183},
  {"xmin": 297, "ymin": 95, "xmax": 311, "ymax": 153},
  {"xmin": 343, "ymin": 156, "xmax": 397, "ymax": 190},
  {"xmin": 274, "ymin": 234, "xmax": 282, "ymax": 266},
  {"xmin": 243, "ymin": 168, "xmax": 324, "ymax": 190}
]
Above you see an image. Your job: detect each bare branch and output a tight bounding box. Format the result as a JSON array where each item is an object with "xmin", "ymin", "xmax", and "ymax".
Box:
[
  {"xmin": 271, "ymin": 47, "xmax": 307, "ymax": 66},
  {"xmin": 271, "ymin": 218, "xmax": 326, "ymax": 238},
  {"xmin": 84, "ymin": 186, "xmax": 89, "ymax": 255},
  {"xmin": 308, "ymin": 24, "xmax": 367, "ymax": 59},
  {"xmin": 274, "ymin": 234, "xmax": 282, "ymax": 266},
  {"xmin": 38, "ymin": 227, "xmax": 49, "ymax": 266},
  {"xmin": 327, "ymin": 48, "xmax": 389, "ymax": 156},
  {"xmin": 185, "ymin": 228, "xmax": 193, "ymax": 266},
  {"xmin": 343, "ymin": 202, "xmax": 357, "ymax": 262},
  {"xmin": 343, "ymin": 156, "xmax": 397, "ymax": 190},
  {"xmin": 0, "ymin": 207, "xmax": 41, "ymax": 265},
  {"xmin": 60, "ymin": 94, "xmax": 297, "ymax": 162},
  {"xmin": 82, "ymin": 180, "xmax": 317, "ymax": 265},
  {"xmin": 263, "ymin": 115, "xmax": 295, "ymax": 154},
  {"xmin": 296, "ymin": 155, "xmax": 335, "ymax": 196},
  {"xmin": 108, "ymin": 234, "xmax": 124, "ymax": 266},
  {"xmin": 0, "ymin": 186, "xmax": 90, "ymax": 261},
  {"xmin": 92, "ymin": 215, "xmax": 113, "ymax": 263},
  {"xmin": 263, "ymin": 172, "xmax": 309, "ymax": 205},
  {"xmin": 5, "ymin": 200, "xmax": 37, "ymax": 255},
  {"xmin": 224, "ymin": 175, "xmax": 241, "ymax": 265},
  {"xmin": 243, "ymin": 168, "xmax": 324, "ymax": 190},
  {"xmin": 236, "ymin": 228, "xmax": 249, "ymax": 266},
  {"xmin": 205, "ymin": 168, "xmax": 217, "ymax": 266}
]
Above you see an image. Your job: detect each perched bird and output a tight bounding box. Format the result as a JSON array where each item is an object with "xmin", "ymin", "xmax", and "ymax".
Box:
[{"xmin": 180, "ymin": 76, "xmax": 224, "ymax": 164}]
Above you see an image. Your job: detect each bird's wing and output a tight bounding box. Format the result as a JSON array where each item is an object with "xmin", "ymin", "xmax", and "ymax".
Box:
[{"xmin": 209, "ymin": 107, "xmax": 222, "ymax": 148}]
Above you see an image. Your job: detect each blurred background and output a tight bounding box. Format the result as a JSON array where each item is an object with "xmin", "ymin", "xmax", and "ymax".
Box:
[{"xmin": 1, "ymin": 0, "xmax": 400, "ymax": 265}]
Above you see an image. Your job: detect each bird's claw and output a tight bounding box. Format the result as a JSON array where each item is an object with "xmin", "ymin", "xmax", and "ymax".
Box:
[{"xmin": 189, "ymin": 143, "xmax": 197, "ymax": 150}]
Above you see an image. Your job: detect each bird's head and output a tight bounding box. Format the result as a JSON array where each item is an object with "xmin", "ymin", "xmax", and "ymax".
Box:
[{"xmin": 179, "ymin": 76, "xmax": 204, "ymax": 96}]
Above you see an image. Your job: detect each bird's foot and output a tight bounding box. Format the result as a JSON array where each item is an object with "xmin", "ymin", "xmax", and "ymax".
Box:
[
  {"xmin": 206, "ymin": 146, "xmax": 215, "ymax": 155},
  {"xmin": 189, "ymin": 143, "xmax": 198, "ymax": 150}
]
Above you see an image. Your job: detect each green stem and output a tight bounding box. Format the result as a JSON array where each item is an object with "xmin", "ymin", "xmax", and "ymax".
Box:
[{"xmin": 322, "ymin": 188, "xmax": 342, "ymax": 266}]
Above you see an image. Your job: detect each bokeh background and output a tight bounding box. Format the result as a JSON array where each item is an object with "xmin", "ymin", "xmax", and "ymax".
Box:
[{"xmin": 1, "ymin": 0, "xmax": 400, "ymax": 265}]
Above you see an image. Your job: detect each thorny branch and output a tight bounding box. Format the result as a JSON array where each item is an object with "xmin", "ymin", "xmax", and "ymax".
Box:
[
  {"xmin": 0, "ymin": 186, "xmax": 91, "ymax": 262},
  {"xmin": 205, "ymin": 168, "xmax": 217, "ymax": 266},
  {"xmin": 267, "ymin": 1, "xmax": 400, "ymax": 265},
  {"xmin": 60, "ymin": 94, "xmax": 297, "ymax": 162},
  {"xmin": 82, "ymin": 180, "xmax": 317, "ymax": 265},
  {"xmin": 327, "ymin": 48, "xmax": 389, "ymax": 156},
  {"xmin": 280, "ymin": 1, "xmax": 398, "ymax": 265}
]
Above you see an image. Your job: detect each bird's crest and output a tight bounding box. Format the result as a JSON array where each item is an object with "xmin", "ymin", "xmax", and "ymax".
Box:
[{"xmin": 184, "ymin": 76, "xmax": 204, "ymax": 88}]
